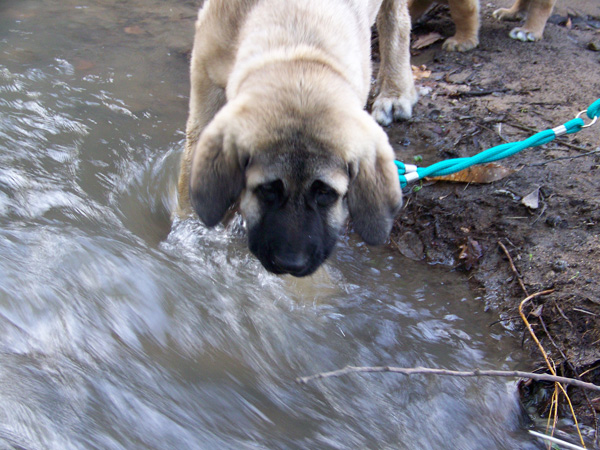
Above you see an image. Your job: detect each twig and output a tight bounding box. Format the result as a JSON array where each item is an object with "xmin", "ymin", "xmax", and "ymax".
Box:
[
  {"xmin": 505, "ymin": 118, "xmax": 539, "ymax": 134},
  {"xmin": 552, "ymin": 299, "xmax": 573, "ymax": 327},
  {"xmin": 540, "ymin": 314, "xmax": 600, "ymax": 446},
  {"xmin": 519, "ymin": 290, "xmax": 556, "ymax": 372},
  {"xmin": 527, "ymin": 149, "xmax": 600, "ymax": 167},
  {"xmin": 519, "ymin": 290, "xmax": 587, "ymax": 448},
  {"xmin": 539, "ymin": 315, "xmax": 570, "ymax": 370},
  {"xmin": 498, "ymin": 241, "xmax": 529, "ymax": 296},
  {"xmin": 531, "ymin": 202, "xmax": 548, "ymax": 227},
  {"xmin": 450, "ymin": 88, "xmax": 510, "ymax": 98},
  {"xmin": 553, "ymin": 141, "xmax": 597, "ymax": 153},
  {"xmin": 296, "ymin": 365, "xmax": 600, "ymax": 392},
  {"xmin": 477, "ymin": 123, "xmax": 510, "ymax": 143},
  {"xmin": 529, "ymin": 430, "xmax": 586, "ymax": 450}
]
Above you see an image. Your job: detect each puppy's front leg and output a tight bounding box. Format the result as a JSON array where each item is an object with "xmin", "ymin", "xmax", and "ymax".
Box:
[
  {"xmin": 372, "ymin": 0, "xmax": 418, "ymax": 126},
  {"xmin": 177, "ymin": 66, "xmax": 226, "ymax": 215}
]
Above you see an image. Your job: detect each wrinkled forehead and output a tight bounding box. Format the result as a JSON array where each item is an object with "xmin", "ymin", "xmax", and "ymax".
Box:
[{"xmin": 246, "ymin": 147, "xmax": 350, "ymax": 193}]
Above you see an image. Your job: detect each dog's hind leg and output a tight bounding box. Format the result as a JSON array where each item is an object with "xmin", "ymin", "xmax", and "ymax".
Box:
[
  {"xmin": 371, "ymin": 0, "xmax": 418, "ymax": 126},
  {"xmin": 493, "ymin": 0, "xmax": 556, "ymax": 42},
  {"xmin": 408, "ymin": 0, "xmax": 435, "ymax": 22},
  {"xmin": 443, "ymin": 0, "xmax": 479, "ymax": 51}
]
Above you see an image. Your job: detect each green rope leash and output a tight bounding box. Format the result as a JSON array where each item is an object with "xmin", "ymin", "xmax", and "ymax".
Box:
[{"xmin": 396, "ymin": 99, "xmax": 600, "ymax": 188}]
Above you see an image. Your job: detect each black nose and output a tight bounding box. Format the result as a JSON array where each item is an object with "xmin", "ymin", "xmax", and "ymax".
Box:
[{"xmin": 272, "ymin": 253, "xmax": 310, "ymax": 275}]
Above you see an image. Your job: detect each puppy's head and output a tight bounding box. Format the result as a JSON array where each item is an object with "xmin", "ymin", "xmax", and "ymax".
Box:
[{"xmin": 189, "ymin": 102, "xmax": 401, "ymax": 276}]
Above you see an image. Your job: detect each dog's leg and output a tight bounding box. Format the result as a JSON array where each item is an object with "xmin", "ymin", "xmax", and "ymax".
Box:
[
  {"xmin": 443, "ymin": 0, "xmax": 479, "ymax": 51},
  {"xmin": 493, "ymin": 0, "xmax": 556, "ymax": 42},
  {"xmin": 177, "ymin": 64, "xmax": 226, "ymax": 215},
  {"xmin": 372, "ymin": 0, "xmax": 418, "ymax": 126},
  {"xmin": 408, "ymin": 0, "xmax": 435, "ymax": 21},
  {"xmin": 492, "ymin": 0, "xmax": 528, "ymax": 22}
]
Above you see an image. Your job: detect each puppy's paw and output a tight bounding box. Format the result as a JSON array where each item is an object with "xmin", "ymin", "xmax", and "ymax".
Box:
[
  {"xmin": 442, "ymin": 36, "xmax": 479, "ymax": 52},
  {"xmin": 492, "ymin": 7, "xmax": 525, "ymax": 22},
  {"xmin": 509, "ymin": 27, "xmax": 542, "ymax": 42},
  {"xmin": 372, "ymin": 90, "xmax": 417, "ymax": 126}
]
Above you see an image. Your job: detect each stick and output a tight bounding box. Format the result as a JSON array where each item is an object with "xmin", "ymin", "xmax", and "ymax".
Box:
[
  {"xmin": 498, "ymin": 241, "xmax": 529, "ymax": 296},
  {"xmin": 540, "ymin": 314, "xmax": 600, "ymax": 445},
  {"xmin": 528, "ymin": 430, "xmax": 586, "ymax": 450},
  {"xmin": 519, "ymin": 290, "xmax": 587, "ymax": 447},
  {"xmin": 528, "ymin": 149, "xmax": 600, "ymax": 167},
  {"xmin": 296, "ymin": 365, "xmax": 600, "ymax": 392}
]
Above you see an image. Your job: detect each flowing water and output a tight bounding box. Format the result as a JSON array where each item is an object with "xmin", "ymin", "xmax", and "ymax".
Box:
[{"xmin": 0, "ymin": 1, "xmax": 545, "ymax": 449}]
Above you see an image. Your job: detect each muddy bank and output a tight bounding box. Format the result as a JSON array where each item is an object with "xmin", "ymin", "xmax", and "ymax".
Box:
[{"xmin": 386, "ymin": 0, "xmax": 600, "ymax": 429}]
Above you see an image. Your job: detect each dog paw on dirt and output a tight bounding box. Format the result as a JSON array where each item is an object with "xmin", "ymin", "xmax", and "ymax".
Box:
[
  {"xmin": 410, "ymin": 0, "xmax": 557, "ymax": 50},
  {"xmin": 409, "ymin": 0, "xmax": 480, "ymax": 52},
  {"xmin": 493, "ymin": 0, "xmax": 557, "ymax": 42},
  {"xmin": 371, "ymin": 0, "xmax": 419, "ymax": 125}
]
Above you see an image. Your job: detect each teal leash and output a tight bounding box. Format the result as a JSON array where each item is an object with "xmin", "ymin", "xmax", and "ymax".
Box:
[{"xmin": 396, "ymin": 99, "xmax": 600, "ymax": 188}]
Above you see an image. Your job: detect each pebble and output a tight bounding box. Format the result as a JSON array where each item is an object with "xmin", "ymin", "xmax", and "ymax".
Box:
[
  {"xmin": 551, "ymin": 260, "xmax": 569, "ymax": 272},
  {"xmin": 545, "ymin": 215, "xmax": 568, "ymax": 228}
]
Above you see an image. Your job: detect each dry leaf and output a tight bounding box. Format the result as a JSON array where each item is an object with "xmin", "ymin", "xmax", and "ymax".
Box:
[
  {"xmin": 438, "ymin": 82, "xmax": 471, "ymax": 95},
  {"xmin": 412, "ymin": 32, "xmax": 444, "ymax": 50},
  {"xmin": 458, "ymin": 237, "xmax": 482, "ymax": 270},
  {"xmin": 411, "ymin": 65, "xmax": 432, "ymax": 80},
  {"xmin": 427, "ymin": 163, "xmax": 515, "ymax": 184},
  {"xmin": 521, "ymin": 188, "xmax": 540, "ymax": 209},
  {"xmin": 124, "ymin": 25, "xmax": 145, "ymax": 35}
]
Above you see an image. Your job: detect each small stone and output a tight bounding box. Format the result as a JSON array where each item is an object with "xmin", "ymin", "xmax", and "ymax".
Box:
[
  {"xmin": 546, "ymin": 215, "xmax": 568, "ymax": 228},
  {"xmin": 551, "ymin": 260, "xmax": 569, "ymax": 272},
  {"xmin": 588, "ymin": 40, "xmax": 600, "ymax": 52}
]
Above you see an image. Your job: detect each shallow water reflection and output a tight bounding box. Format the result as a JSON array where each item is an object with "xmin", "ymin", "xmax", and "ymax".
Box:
[{"xmin": 0, "ymin": 1, "xmax": 542, "ymax": 449}]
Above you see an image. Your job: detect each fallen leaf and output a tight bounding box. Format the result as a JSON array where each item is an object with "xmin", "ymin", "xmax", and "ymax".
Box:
[
  {"xmin": 412, "ymin": 32, "xmax": 444, "ymax": 50},
  {"xmin": 411, "ymin": 65, "xmax": 432, "ymax": 80},
  {"xmin": 521, "ymin": 188, "xmax": 540, "ymax": 209},
  {"xmin": 427, "ymin": 163, "xmax": 515, "ymax": 184},
  {"xmin": 124, "ymin": 25, "xmax": 145, "ymax": 35},
  {"xmin": 393, "ymin": 232, "xmax": 424, "ymax": 261},
  {"xmin": 438, "ymin": 82, "xmax": 471, "ymax": 95},
  {"xmin": 458, "ymin": 237, "xmax": 482, "ymax": 270}
]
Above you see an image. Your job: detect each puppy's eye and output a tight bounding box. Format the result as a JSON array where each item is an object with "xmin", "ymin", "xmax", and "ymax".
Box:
[
  {"xmin": 255, "ymin": 180, "xmax": 284, "ymax": 204},
  {"xmin": 312, "ymin": 181, "xmax": 339, "ymax": 207}
]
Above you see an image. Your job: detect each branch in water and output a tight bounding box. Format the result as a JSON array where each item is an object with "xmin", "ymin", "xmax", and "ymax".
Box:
[{"xmin": 296, "ymin": 366, "xmax": 600, "ymax": 392}]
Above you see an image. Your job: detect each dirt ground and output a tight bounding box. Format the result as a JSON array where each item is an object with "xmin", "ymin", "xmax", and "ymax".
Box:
[{"xmin": 386, "ymin": 0, "xmax": 600, "ymax": 433}]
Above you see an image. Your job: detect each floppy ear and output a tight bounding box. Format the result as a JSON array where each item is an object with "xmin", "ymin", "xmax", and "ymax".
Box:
[
  {"xmin": 347, "ymin": 122, "xmax": 402, "ymax": 245},
  {"xmin": 189, "ymin": 117, "xmax": 246, "ymax": 227}
]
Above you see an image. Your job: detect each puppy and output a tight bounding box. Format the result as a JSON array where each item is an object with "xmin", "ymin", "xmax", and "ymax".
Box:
[
  {"xmin": 409, "ymin": 0, "xmax": 480, "ymax": 51},
  {"xmin": 492, "ymin": 0, "xmax": 557, "ymax": 42},
  {"xmin": 409, "ymin": 0, "xmax": 557, "ymax": 51},
  {"xmin": 177, "ymin": 0, "xmax": 418, "ymax": 277}
]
